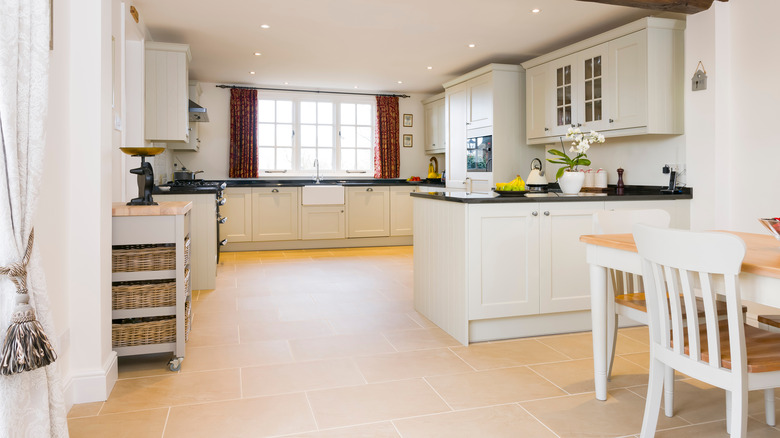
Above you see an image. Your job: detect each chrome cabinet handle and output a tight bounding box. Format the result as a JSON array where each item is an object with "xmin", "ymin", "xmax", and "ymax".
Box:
[
  {"xmin": 367, "ymin": 188, "xmax": 373, "ymax": 192},
  {"xmin": 271, "ymin": 188, "xmax": 279, "ymax": 193},
  {"xmin": 532, "ymin": 211, "xmax": 538, "ymax": 216},
  {"xmin": 217, "ymin": 198, "xmax": 226, "ymax": 206},
  {"xmin": 220, "ymin": 239, "xmax": 228, "ymax": 246},
  {"xmin": 544, "ymin": 211, "xmax": 550, "ymax": 216},
  {"xmin": 218, "ymin": 216, "xmax": 227, "ymax": 224}
]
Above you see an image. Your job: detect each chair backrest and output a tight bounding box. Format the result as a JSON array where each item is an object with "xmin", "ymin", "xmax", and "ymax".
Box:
[
  {"xmin": 633, "ymin": 224, "xmax": 748, "ymax": 382},
  {"xmin": 593, "ymin": 209, "xmax": 671, "ymax": 294},
  {"xmin": 593, "ymin": 209, "xmax": 671, "ymax": 234}
]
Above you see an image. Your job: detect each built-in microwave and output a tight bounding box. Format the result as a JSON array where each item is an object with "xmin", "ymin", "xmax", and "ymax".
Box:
[{"xmin": 466, "ymin": 135, "xmax": 492, "ymax": 172}]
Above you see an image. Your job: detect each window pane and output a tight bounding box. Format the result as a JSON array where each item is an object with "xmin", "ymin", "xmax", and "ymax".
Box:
[
  {"xmin": 277, "ymin": 147, "xmax": 292, "ymax": 169},
  {"xmin": 341, "ymin": 149, "xmax": 356, "ymax": 169},
  {"xmin": 301, "ymin": 125, "xmax": 316, "ymax": 147},
  {"xmin": 594, "ymin": 56, "xmax": 601, "ymax": 77},
  {"xmin": 341, "ymin": 126, "xmax": 356, "ymax": 148},
  {"xmin": 356, "ymin": 127, "xmax": 372, "ymax": 148},
  {"xmin": 318, "ymin": 102, "xmax": 333, "ymax": 124},
  {"xmin": 277, "ymin": 101, "xmax": 293, "ymax": 123},
  {"xmin": 317, "ymin": 149, "xmax": 333, "ymax": 170},
  {"xmin": 258, "ymin": 124, "xmax": 275, "ymax": 146},
  {"xmin": 258, "ymin": 100, "xmax": 275, "ymax": 123},
  {"xmin": 301, "ymin": 101, "xmax": 316, "ymax": 124},
  {"xmin": 300, "ymin": 148, "xmax": 317, "ymax": 169},
  {"xmin": 277, "ymin": 124, "xmax": 293, "ymax": 147},
  {"xmin": 356, "ymin": 149, "xmax": 372, "ymax": 170},
  {"xmin": 258, "ymin": 147, "xmax": 275, "ymax": 169},
  {"xmin": 318, "ymin": 126, "xmax": 333, "ymax": 147},
  {"xmin": 341, "ymin": 103, "xmax": 355, "ymax": 125},
  {"xmin": 356, "ymin": 104, "xmax": 372, "ymax": 125}
]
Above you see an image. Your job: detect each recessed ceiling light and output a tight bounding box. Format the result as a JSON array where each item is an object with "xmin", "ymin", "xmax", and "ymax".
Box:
[
  {"xmin": 354, "ymin": 86, "xmax": 359, "ymax": 89},
  {"xmin": 427, "ymin": 66, "xmax": 433, "ymax": 70},
  {"xmin": 284, "ymin": 82, "xmax": 289, "ymax": 85},
  {"xmin": 260, "ymin": 24, "xmax": 270, "ymax": 29},
  {"xmin": 531, "ymin": 8, "xmax": 541, "ymax": 13},
  {"xmin": 249, "ymin": 71, "xmax": 256, "ymax": 75},
  {"xmin": 254, "ymin": 52, "xmax": 262, "ymax": 56},
  {"xmin": 397, "ymin": 81, "xmax": 403, "ymax": 84},
  {"xmin": 468, "ymin": 44, "xmax": 476, "ymax": 48}
]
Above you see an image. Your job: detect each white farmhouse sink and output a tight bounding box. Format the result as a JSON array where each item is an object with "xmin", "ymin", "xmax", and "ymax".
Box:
[{"xmin": 301, "ymin": 185, "xmax": 344, "ymax": 205}]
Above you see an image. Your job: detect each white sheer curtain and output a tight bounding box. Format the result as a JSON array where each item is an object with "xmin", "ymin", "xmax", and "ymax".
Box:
[{"xmin": 0, "ymin": 0, "xmax": 68, "ymax": 435}]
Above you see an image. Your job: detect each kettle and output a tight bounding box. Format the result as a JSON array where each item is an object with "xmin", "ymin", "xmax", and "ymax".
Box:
[{"xmin": 526, "ymin": 158, "xmax": 549, "ymax": 193}]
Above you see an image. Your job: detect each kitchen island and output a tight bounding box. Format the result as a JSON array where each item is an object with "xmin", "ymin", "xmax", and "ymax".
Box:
[{"xmin": 411, "ymin": 187, "xmax": 692, "ymax": 345}]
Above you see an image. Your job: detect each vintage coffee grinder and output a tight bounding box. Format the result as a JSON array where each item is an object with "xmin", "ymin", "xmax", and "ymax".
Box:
[{"xmin": 120, "ymin": 147, "xmax": 165, "ymax": 206}]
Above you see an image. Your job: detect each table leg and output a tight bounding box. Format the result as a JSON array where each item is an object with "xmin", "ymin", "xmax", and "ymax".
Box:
[{"xmin": 590, "ymin": 263, "xmax": 608, "ymax": 401}]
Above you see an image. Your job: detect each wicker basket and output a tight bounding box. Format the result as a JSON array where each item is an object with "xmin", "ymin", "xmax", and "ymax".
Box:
[
  {"xmin": 112, "ymin": 316, "xmax": 175, "ymax": 348},
  {"xmin": 185, "ymin": 299, "xmax": 193, "ymax": 342},
  {"xmin": 112, "ymin": 279, "xmax": 176, "ymax": 310},
  {"xmin": 183, "ymin": 237, "xmax": 191, "ymax": 268},
  {"xmin": 112, "ymin": 244, "xmax": 176, "ymax": 273},
  {"xmin": 184, "ymin": 268, "xmax": 191, "ymax": 294}
]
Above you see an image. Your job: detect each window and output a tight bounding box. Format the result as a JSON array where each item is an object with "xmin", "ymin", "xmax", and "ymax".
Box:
[{"xmin": 257, "ymin": 94, "xmax": 375, "ymax": 175}]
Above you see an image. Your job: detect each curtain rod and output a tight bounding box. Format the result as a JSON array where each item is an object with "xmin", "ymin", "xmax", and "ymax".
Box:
[{"xmin": 215, "ymin": 84, "xmax": 410, "ymax": 98}]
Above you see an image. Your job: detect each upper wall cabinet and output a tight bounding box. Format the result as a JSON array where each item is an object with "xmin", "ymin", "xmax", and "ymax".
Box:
[
  {"xmin": 422, "ymin": 93, "xmax": 445, "ymax": 154},
  {"xmin": 169, "ymin": 82, "xmax": 202, "ymax": 151},
  {"xmin": 521, "ymin": 17, "xmax": 684, "ymax": 144},
  {"xmin": 145, "ymin": 42, "xmax": 191, "ymax": 143}
]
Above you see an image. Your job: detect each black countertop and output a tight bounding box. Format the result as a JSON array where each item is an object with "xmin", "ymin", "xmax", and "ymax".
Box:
[
  {"xmin": 218, "ymin": 178, "xmax": 446, "ymax": 188},
  {"xmin": 411, "ymin": 186, "xmax": 692, "ymax": 203}
]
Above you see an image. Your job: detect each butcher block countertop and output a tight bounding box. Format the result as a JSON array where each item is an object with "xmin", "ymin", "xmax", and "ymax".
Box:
[{"xmin": 111, "ymin": 201, "xmax": 192, "ymax": 217}]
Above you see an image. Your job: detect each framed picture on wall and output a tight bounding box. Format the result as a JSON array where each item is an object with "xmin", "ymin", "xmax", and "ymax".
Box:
[
  {"xmin": 403, "ymin": 114, "xmax": 413, "ymax": 127},
  {"xmin": 403, "ymin": 134, "xmax": 413, "ymax": 148}
]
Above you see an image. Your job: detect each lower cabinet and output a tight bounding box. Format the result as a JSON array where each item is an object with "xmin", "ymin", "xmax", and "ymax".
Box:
[
  {"xmin": 347, "ymin": 187, "xmax": 390, "ymax": 238},
  {"xmin": 220, "ymin": 188, "xmax": 252, "ymax": 243},
  {"xmin": 301, "ymin": 206, "xmax": 345, "ymax": 240},
  {"xmin": 251, "ymin": 187, "xmax": 299, "ymax": 241},
  {"xmin": 390, "ymin": 186, "xmax": 415, "ymax": 236}
]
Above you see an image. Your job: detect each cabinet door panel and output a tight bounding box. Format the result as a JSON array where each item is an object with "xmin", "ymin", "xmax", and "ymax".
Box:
[
  {"xmin": 390, "ymin": 187, "xmax": 415, "ymax": 236},
  {"xmin": 577, "ymin": 44, "xmax": 610, "ymax": 132},
  {"xmin": 548, "ymin": 54, "xmax": 577, "ymax": 137},
  {"xmin": 468, "ymin": 204, "xmax": 540, "ymax": 319},
  {"xmin": 468, "ymin": 75, "xmax": 493, "ymax": 129},
  {"xmin": 220, "ymin": 188, "xmax": 252, "ymax": 243},
  {"xmin": 301, "ymin": 206, "xmax": 345, "ymax": 240},
  {"xmin": 446, "ymin": 87, "xmax": 468, "ymax": 188},
  {"xmin": 539, "ymin": 202, "xmax": 604, "ymax": 313},
  {"xmin": 347, "ymin": 187, "xmax": 390, "ymax": 238},
  {"xmin": 252, "ymin": 187, "xmax": 298, "ymax": 241},
  {"xmin": 526, "ymin": 64, "xmax": 550, "ymax": 139},
  {"xmin": 608, "ymin": 31, "xmax": 648, "ymax": 130}
]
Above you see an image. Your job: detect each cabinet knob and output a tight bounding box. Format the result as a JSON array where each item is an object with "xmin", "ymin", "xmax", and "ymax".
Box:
[
  {"xmin": 577, "ymin": 123, "xmax": 582, "ymax": 127},
  {"xmin": 271, "ymin": 188, "xmax": 279, "ymax": 193},
  {"xmin": 532, "ymin": 211, "xmax": 538, "ymax": 216},
  {"xmin": 218, "ymin": 216, "xmax": 227, "ymax": 224},
  {"xmin": 367, "ymin": 187, "xmax": 373, "ymax": 192},
  {"xmin": 220, "ymin": 239, "xmax": 228, "ymax": 246},
  {"xmin": 544, "ymin": 211, "xmax": 550, "ymax": 216},
  {"xmin": 609, "ymin": 118, "xmax": 614, "ymax": 123},
  {"xmin": 544, "ymin": 127, "xmax": 549, "ymax": 132}
]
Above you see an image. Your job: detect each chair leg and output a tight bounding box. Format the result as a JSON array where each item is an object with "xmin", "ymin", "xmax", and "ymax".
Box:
[
  {"xmin": 663, "ymin": 366, "xmax": 674, "ymax": 417},
  {"xmin": 640, "ymin": 357, "xmax": 665, "ymax": 438},
  {"xmin": 606, "ymin": 313, "xmax": 618, "ymax": 381},
  {"xmin": 765, "ymin": 388, "xmax": 776, "ymax": 427},
  {"xmin": 726, "ymin": 391, "xmax": 731, "ymax": 435},
  {"xmin": 728, "ymin": 388, "xmax": 748, "ymax": 438}
]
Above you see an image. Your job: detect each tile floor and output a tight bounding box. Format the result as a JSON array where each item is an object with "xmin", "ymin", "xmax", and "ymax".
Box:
[{"xmin": 67, "ymin": 246, "xmax": 780, "ymax": 437}]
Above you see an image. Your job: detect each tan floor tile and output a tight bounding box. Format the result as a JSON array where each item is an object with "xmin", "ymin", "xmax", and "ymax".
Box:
[
  {"xmin": 522, "ymin": 389, "xmax": 688, "ymax": 438},
  {"xmin": 186, "ymin": 323, "xmax": 239, "ymax": 348},
  {"xmin": 236, "ymin": 308, "xmax": 281, "ymax": 324},
  {"xmin": 67, "ymin": 401, "xmax": 103, "ymax": 418},
  {"xmin": 102, "ymin": 368, "xmax": 241, "ymax": 414},
  {"xmin": 189, "ymin": 309, "xmax": 241, "ymax": 329},
  {"xmin": 214, "ymin": 276, "xmax": 237, "ymax": 289},
  {"xmin": 393, "ymin": 404, "xmax": 557, "ymax": 438},
  {"xmin": 383, "ymin": 327, "xmax": 462, "ymax": 351},
  {"xmin": 619, "ymin": 325, "xmax": 650, "ymax": 344},
  {"xmin": 619, "ymin": 352, "xmax": 687, "ymax": 379},
  {"xmin": 425, "ymin": 366, "xmax": 565, "ymax": 410},
  {"xmin": 117, "ymin": 352, "xmax": 174, "ymax": 379},
  {"xmin": 654, "ymin": 419, "xmax": 780, "ymax": 437},
  {"xmin": 529, "ymin": 356, "xmax": 650, "ymax": 394},
  {"xmin": 536, "ymin": 331, "xmax": 648, "ymax": 360},
  {"xmin": 239, "ymin": 319, "xmax": 334, "ymax": 342},
  {"xmin": 68, "ymin": 408, "xmax": 168, "ymax": 438},
  {"xmin": 181, "ymin": 340, "xmax": 293, "ymax": 372},
  {"xmin": 307, "ymin": 378, "xmax": 450, "ymax": 429},
  {"xmin": 405, "ymin": 312, "xmax": 438, "ymax": 328},
  {"xmin": 450, "ymin": 338, "xmax": 570, "ymax": 370},
  {"xmin": 283, "ymin": 422, "xmax": 401, "ymax": 437},
  {"xmin": 164, "ymin": 393, "xmax": 316, "ymax": 437},
  {"xmin": 242, "ymin": 358, "xmax": 365, "ymax": 397},
  {"xmin": 237, "ymin": 293, "xmax": 315, "ymax": 310},
  {"xmin": 311, "ymin": 290, "xmax": 390, "ymax": 305},
  {"xmin": 289, "ymin": 333, "xmax": 397, "ymax": 361},
  {"xmin": 328, "ymin": 313, "xmax": 421, "ymax": 334},
  {"xmin": 355, "ymin": 348, "xmax": 473, "ymax": 383}
]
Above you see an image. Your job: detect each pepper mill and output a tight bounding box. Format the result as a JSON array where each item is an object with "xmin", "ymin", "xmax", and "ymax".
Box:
[{"xmin": 616, "ymin": 168, "xmax": 625, "ymax": 195}]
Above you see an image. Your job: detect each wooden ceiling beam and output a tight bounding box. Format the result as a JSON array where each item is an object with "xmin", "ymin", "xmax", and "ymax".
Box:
[{"xmin": 576, "ymin": 0, "xmax": 727, "ymax": 14}]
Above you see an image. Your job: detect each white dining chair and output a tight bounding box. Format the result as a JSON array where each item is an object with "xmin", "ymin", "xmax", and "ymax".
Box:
[{"xmin": 634, "ymin": 225, "xmax": 780, "ymax": 438}]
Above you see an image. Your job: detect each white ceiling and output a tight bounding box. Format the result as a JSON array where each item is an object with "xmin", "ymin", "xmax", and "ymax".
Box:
[{"xmin": 131, "ymin": 0, "xmax": 664, "ymax": 95}]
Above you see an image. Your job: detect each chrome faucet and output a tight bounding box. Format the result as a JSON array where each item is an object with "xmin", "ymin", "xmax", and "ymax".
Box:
[{"xmin": 314, "ymin": 159, "xmax": 321, "ymax": 183}]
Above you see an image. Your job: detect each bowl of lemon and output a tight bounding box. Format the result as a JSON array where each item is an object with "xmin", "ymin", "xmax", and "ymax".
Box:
[{"xmin": 494, "ymin": 176, "xmax": 526, "ymax": 196}]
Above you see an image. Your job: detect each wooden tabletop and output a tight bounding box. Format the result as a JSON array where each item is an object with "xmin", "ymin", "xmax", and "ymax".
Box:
[
  {"xmin": 581, "ymin": 231, "xmax": 780, "ymax": 279},
  {"xmin": 112, "ymin": 201, "xmax": 192, "ymax": 217}
]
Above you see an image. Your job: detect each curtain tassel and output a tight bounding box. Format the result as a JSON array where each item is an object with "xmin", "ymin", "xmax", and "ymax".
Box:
[{"xmin": 0, "ymin": 230, "xmax": 57, "ymax": 375}]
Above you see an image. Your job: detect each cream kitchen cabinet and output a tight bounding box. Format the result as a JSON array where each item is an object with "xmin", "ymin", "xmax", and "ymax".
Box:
[
  {"xmin": 301, "ymin": 206, "xmax": 345, "ymax": 240},
  {"xmin": 251, "ymin": 187, "xmax": 299, "ymax": 241},
  {"xmin": 220, "ymin": 188, "xmax": 252, "ymax": 243},
  {"xmin": 522, "ymin": 17, "xmax": 684, "ymax": 144},
  {"xmin": 422, "ymin": 93, "xmax": 445, "ymax": 154},
  {"xmin": 347, "ymin": 186, "xmax": 390, "ymax": 238},
  {"xmin": 465, "ymin": 74, "xmax": 493, "ymax": 132},
  {"xmin": 169, "ymin": 82, "xmax": 201, "ymax": 151},
  {"xmin": 145, "ymin": 42, "xmax": 191, "ymax": 142},
  {"xmin": 390, "ymin": 186, "xmax": 415, "ymax": 236}
]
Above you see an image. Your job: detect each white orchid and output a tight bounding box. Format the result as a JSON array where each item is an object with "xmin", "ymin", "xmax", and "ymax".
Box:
[{"xmin": 547, "ymin": 128, "xmax": 607, "ymax": 180}]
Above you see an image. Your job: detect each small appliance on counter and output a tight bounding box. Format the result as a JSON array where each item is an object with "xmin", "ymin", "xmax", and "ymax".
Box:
[
  {"xmin": 526, "ymin": 158, "xmax": 549, "ymax": 193},
  {"xmin": 120, "ymin": 146, "xmax": 165, "ymax": 206}
]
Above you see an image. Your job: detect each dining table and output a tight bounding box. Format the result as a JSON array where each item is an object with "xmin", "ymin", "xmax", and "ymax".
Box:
[{"xmin": 580, "ymin": 231, "xmax": 780, "ymax": 401}]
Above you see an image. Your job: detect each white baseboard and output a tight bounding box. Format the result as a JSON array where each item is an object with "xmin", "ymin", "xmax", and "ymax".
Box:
[{"xmin": 65, "ymin": 351, "xmax": 118, "ymax": 405}]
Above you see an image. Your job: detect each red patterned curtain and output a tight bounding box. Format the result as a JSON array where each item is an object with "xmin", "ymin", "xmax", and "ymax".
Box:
[
  {"xmin": 374, "ymin": 96, "xmax": 400, "ymax": 178},
  {"xmin": 229, "ymin": 88, "xmax": 259, "ymax": 178}
]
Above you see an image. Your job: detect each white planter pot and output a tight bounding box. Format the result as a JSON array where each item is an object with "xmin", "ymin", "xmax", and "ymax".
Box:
[{"xmin": 558, "ymin": 171, "xmax": 585, "ymax": 195}]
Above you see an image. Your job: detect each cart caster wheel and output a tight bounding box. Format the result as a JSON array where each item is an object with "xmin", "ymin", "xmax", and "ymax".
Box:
[{"xmin": 168, "ymin": 358, "xmax": 182, "ymax": 372}]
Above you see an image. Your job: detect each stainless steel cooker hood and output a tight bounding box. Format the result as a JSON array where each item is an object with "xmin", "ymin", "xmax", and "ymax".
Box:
[{"xmin": 189, "ymin": 100, "xmax": 209, "ymax": 122}]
